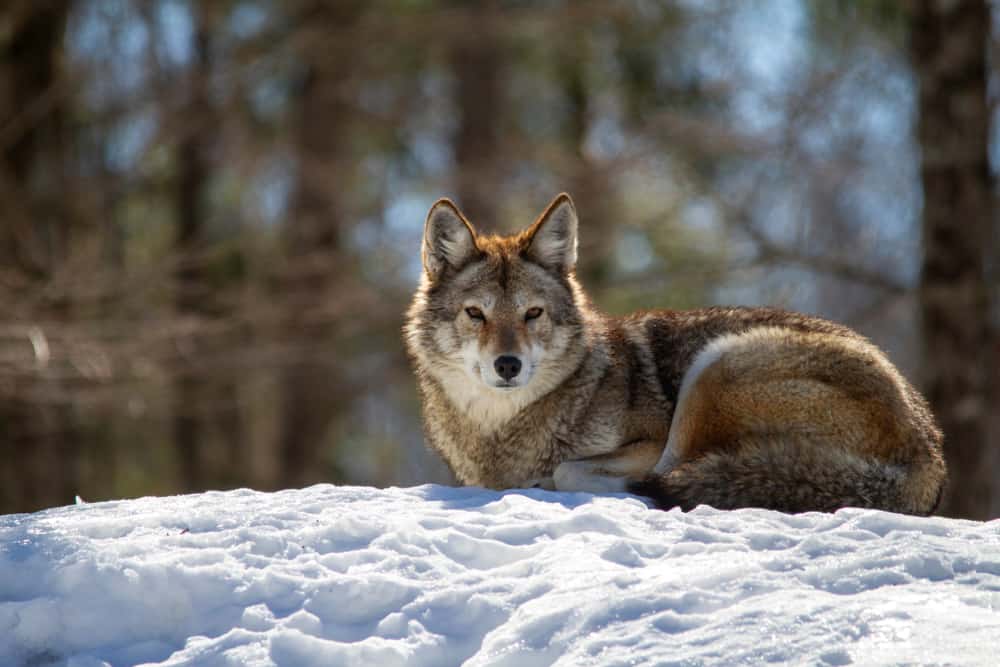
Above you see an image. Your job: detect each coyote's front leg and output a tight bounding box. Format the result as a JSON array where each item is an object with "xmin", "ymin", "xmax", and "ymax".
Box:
[
  {"xmin": 552, "ymin": 440, "xmax": 664, "ymax": 494},
  {"xmin": 523, "ymin": 477, "xmax": 557, "ymax": 491}
]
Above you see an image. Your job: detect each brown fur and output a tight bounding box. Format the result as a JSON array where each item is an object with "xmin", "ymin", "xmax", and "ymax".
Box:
[{"xmin": 404, "ymin": 194, "xmax": 947, "ymax": 514}]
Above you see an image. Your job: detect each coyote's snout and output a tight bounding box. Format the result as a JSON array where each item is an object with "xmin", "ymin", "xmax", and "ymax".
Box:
[{"xmin": 404, "ymin": 193, "xmax": 947, "ymax": 514}]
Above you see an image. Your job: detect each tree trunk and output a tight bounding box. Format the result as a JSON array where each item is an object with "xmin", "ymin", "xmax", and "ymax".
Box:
[
  {"xmin": 0, "ymin": 2, "xmax": 81, "ymax": 512},
  {"xmin": 910, "ymin": 0, "xmax": 994, "ymax": 519},
  {"xmin": 172, "ymin": 5, "xmax": 215, "ymax": 493},
  {"xmin": 558, "ymin": 48, "xmax": 615, "ymax": 286},
  {"xmin": 277, "ymin": 1, "xmax": 361, "ymax": 488},
  {"xmin": 452, "ymin": 4, "xmax": 502, "ymax": 230}
]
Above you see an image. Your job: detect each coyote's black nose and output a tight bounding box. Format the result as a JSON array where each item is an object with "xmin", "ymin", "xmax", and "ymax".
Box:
[{"xmin": 494, "ymin": 355, "xmax": 522, "ymax": 381}]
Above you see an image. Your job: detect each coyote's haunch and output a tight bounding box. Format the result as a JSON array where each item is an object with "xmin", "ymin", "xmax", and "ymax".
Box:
[{"xmin": 404, "ymin": 193, "xmax": 946, "ymax": 514}]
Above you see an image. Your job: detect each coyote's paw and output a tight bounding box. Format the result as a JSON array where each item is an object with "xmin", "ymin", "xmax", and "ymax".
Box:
[
  {"xmin": 524, "ymin": 477, "xmax": 557, "ymax": 491},
  {"xmin": 553, "ymin": 460, "xmax": 629, "ymax": 494}
]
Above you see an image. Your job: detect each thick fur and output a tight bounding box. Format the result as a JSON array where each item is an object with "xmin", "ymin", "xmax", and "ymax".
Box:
[
  {"xmin": 404, "ymin": 194, "xmax": 947, "ymax": 514},
  {"xmin": 631, "ymin": 438, "xmax": 916, "ymax": 514}
]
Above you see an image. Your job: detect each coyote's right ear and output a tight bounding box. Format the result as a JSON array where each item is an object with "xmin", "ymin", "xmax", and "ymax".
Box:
[{"xmin": 422, "ymin": 199, "xmax": 479, "ymax": 279}]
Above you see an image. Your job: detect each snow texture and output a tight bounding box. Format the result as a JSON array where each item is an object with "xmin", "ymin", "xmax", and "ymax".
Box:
[{"xmin": 1, "ymin": 484, "xmax": 999, "ymax": 666}]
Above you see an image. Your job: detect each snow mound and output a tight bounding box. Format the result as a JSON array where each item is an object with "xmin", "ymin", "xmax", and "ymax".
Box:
[{"xmin": 1, "ymin": 485, "xmax": 999, "ymax": 666}]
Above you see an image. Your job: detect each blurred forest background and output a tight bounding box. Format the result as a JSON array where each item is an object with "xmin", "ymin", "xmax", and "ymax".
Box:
[{"xmin": 1, "ymin": 0, "xmax": 997, "ymax": 519}]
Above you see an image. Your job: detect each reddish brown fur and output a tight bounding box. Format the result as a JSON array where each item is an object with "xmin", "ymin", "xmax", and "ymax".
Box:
[{"xmin": 405, "ymin": 194, "xmax": 947, "ymax": 514}]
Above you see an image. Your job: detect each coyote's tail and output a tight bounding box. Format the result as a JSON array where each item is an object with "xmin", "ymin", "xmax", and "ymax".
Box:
[{"xmin": 629, "ymin": 436, "xmax": 944, "ymax": 515}]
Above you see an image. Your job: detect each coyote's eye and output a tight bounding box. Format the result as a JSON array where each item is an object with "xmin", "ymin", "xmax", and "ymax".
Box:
[
  {"xmin": 525, "ymin": 307, "xmax": 543, "ymax": 321},
  {"xmin": 465, "ymin": 306, "xmax": 485, "ymax": 320}
]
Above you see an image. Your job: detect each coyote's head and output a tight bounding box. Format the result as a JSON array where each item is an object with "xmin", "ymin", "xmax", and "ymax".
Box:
[{"xmin": 405, "ymin": 194, "xmax": 589, "ymax": 426}]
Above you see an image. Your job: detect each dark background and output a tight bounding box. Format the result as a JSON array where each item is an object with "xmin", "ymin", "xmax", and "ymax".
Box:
[{"xmin": 1, "ymin": 1, "xmax": 996, "ymax": 518}]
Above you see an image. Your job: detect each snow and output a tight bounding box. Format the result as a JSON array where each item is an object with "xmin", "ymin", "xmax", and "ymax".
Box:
[{"xmin": 2, "ymin": 485, "xmax": 999, "ymax": 667}]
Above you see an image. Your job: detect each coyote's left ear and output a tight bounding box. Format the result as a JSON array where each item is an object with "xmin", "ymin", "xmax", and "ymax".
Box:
[{"xmin": 524, "ymin": 193, "xmax": 578, "ymax": 272}]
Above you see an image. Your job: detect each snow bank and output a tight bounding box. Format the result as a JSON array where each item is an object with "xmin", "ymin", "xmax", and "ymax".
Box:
[{"xmin": 1, "ymin": 485, "xmax": 998, "ymax": 666}]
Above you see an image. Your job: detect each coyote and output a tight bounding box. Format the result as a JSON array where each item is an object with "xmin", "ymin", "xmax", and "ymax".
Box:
[{"xmin": 404, "ymin": 193, "xmax": 946, "ymax": 514}]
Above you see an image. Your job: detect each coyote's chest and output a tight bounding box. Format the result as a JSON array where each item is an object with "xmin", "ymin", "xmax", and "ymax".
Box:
[
  {"xmin": 423, "ymin": 374, "xmax": 630, "ymax": 489},
  {"xmin": 467, "ymin": 425, "xmax": 565, "ymax": 489}
]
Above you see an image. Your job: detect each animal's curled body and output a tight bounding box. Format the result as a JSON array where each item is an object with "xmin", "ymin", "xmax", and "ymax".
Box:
[{"xmin": 404, "ymin": 194, "xmax": 946, "ymax": 514}]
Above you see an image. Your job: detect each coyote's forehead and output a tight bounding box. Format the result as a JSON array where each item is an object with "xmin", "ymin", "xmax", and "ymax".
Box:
[{"xmin": 431, "ymin": 251, "xmax": 576, "ymax": 319}]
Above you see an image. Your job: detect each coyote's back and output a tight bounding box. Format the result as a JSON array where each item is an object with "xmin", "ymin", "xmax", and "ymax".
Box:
[{"xmin": 404, "ymin": 193, "xmax": 946, "ymax": 514}]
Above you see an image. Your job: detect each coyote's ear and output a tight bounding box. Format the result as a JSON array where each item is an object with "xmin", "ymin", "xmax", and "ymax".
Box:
[
  {"xmin": 524, "ymin": 193, "xmax": 578, "ymax": 272},
  {"xmin": 422, "ymin": 198, "xmax": 479, "ymax": 279}
]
